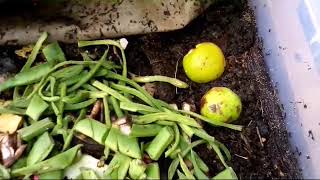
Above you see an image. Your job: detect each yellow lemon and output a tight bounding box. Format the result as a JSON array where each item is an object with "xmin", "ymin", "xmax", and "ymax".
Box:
[
  {"xmin": 200, "ymin": 87, "xmax": 242, "ymax": 123},
  {"xmin": 183, "ymin": 42, "xmax": 225, "ymax": 83}
]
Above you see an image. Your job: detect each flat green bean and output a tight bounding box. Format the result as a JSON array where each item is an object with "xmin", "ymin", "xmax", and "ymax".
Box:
[
  {"xmin": 26, "ymin": 94, "xmax": 49, "ymax": 120},
  {"xmin": 178, "ymin": 154, "xmax": 195, "ymax": 179},
  {"xmin": 62, "ymin": 108, "xmax": 87, "ymax": 151},
  {"xmin": 168, "ymin": 140, "xmax": 206, "ymax": 180},
  {"xmin": 103, "ymin": 96, "xmax": 111, "ymax": 128},
  {"xmin": 110, "ymin": 83, "xmax": 153, "ymax": 106},
  {"xmin": 18, "ymin": 118, "xmax": 54, "ymax": 141},
  {"xmin": 190, "ymin": 150, "xmax": 208, "ymax": 179},
  {"xmin": 0, "ymin": 62, "xmax": 54, "ymax": 92},
  {"xmin": 78, "ymin": 40, "xmax": 127, "ymax": 80},
  {"xmin": 62, "ymin": 91, "xmax": 89, "ymax": 104},
  {"xmin": 132, "ymin": 75, "xmax": 189, "ymax": 89},
  {"xmin": 110, "ymin": 96, "xmax": 124, "ymax": 118},
  {"xmin": 119, "ymin": 101, "xmax": 160, "ymax": 113},
  {"xmin": 51, "ymin": 65, "xmax": 84, "ymax": 80},
  {"xmin": 11, "ymin": 145, "xmax": 82, "ymax": 176},
  {"xmin": 179, "ymin": 110, "xmax": 243, "ymax": 131},
  {"xmin": 27, "ymin": 132, "xmax": 54, "ymax": 165},
  {"xmin": 92, "ymin": 81, "xmax": 130, "ymax": 103},
  {"xmin": 133, "ymin": 112, "xmax": 201, "ymax": 128},
  {"xmin": 68, "ymin": 51, "xmax": 107, "ymax": 92},
  {"xmin": 105, "ymin": 72, "xmax": 161, "ymax": 109},
  {"xmin": 42, "ymin": 41, "xmax": 66, "ymax": 63},
  {"xmin": 21, "ymin": 32, "xmax": 48, "ymax": 72},
  {"xmin": 64, "ymin": 98, "xmax": 96, "ymax": 111},
  {"xmin": 165, "ymin": 124, "xmax": 180, "ymax": 157}
]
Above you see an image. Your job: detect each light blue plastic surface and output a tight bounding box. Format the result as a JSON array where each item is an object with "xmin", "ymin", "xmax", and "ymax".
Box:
[{"xmin": 250, "ymin": 0, "xmax": 320, "ymax": 178}]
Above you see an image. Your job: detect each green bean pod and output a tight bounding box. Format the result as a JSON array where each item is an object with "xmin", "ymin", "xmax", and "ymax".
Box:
[
  {"xmin": 11, "ymin": 145, "xmax": 82, "ymax": 176},
  {"xmin": 42, "ymin": 41, "xmax": 66, "ymax": 63},
  {"xmin": 27, "ymin": 132, "xmax": 54, "ymax": 165},
  {"xmin": 18, "ymin": 118, "xmax": 54, "ymax": 141},
  {"xmin": 132, "ymin": 75, "xmax": 189, "ymax": 89}
]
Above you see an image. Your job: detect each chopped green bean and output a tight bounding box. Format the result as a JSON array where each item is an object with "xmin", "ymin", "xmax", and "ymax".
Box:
[
  {"xmin": 51, "ymin": 65, "xmax": 84, "ymax": 80},
  {"xmin": 192, "ymin": 128, "xmax": 215, "ymax": 143},
  {"xmin": 110, "ymin": 96, "xmax": 124, "ymax": 118},
  {"xmin": 81, "ymin": 168, "xmax": 99, "ymax": 179},
  {"xmin": 165, "ymin": 124, "xmax": 180, "ymax": 157},
  {"xmin": 179, "ymin": 110, "xmax": 243, "ymax": 131},
  {"xmin": 132, "ymin": 75, "xmax": 189, "ymax": 88},
  {"xmin": 118, "ymin": 133, "xmax": 141, "ymax": 159},
  {"xmin": 39, "ymin": 170, "xmax": 64, "ymax": 179},
  {"xmin": 38, "ymin": 78, "xmax": 60, "ymax": 102},
  {"xmin": 120, "ymin": 101, "xmax": 160, "ymax": 113},
  {"xmin": 105, "ymin": 72, "xmax": 161, "ymax": 109},
  {"xmin": 42, "ymin": 41, "xmax": 66, "ymax": 63},
  {"xmin": 190, "ymin": 150, "xmax": 208, "ymax": 179},
  {"xmin": 81, "ymin": 83, "xmax": 99, "ymax": 91},
  {"xmin": 27, "ymin": 132, "xmax": 54, "ymax": 165},
  {"xmin": 193, "ymin": 152, "xmax": 209, "ymax": 173},
  {"xmin": 21, "ymin": 32, "xmax": 48, "ymax": 72},
  {"xmin": 64, "ymin": 98, "xmax": 96, "ymax": 111},
  {"xmin": 78, "ymin": 40, "xmax": 127, "ymax": 80},
  {"xmin": 26, "ymin": 94, "xmax": 49, "ymax": 120},
  {"xmin": 10, "ymin": 98, "xmax": 30, "ymax": 108},
  {"xmin": 177, "ymin": 170, "xmax": 188, "ymax": 180},
  {"xmin": 146, "ymin": 126, "xmax": 174, "ymax": 160},
  {"xmin": 103, "ymin": 96, "xmax": 111, "ymax": 128},
  {"xmin": 92, "ymin": 81, "xmax": 130, "ymax": 103},
  {"xmin": 0, "ymin": 62, "xmax": 54, "ymax": 92},
  {"xmin": 104, "ymin": 153, "xmax": 131, "ymax": 180},
  {"xmin": 74, "ymin": 118, "xmax": 108, "ymax": 145},
  {"xmin": 133, "ymin": 112, "xmax": 201, "ymax": 128},
  {"xmin": 18, "ymin": 118, "xmax": 54, "ymax": 141},
  {"xmin": 213, "ymin": 167, "xmax": 238, "ymax": 180},
  {"xmin": 11, "ymin": 144, "xmax": 82, "ymax": 176},
  {"xmin": 129, "ymin": 159, "xmax": 147, "ymax": 179},
  {"xmin": 69, "ymin": 51, "xmax": 107, "ymax": 92},
  {"xmin": 105, "ymin": 127, "xmax": 120, "ymax": 152},
  {"xmin": 0, "ymin": 164, "xmax": 10, "ymax": 179},
  {"xmin": 110, "ymin": 83, "xmax": 153, "ymax": 106},
  {"xmin": 0, "ymin": 106, "xmax": 26, "ymax": 115},
  {"xmin": 156, "ymin": 120, "xmax": 176, "ymax": 126},
  {"xmin": 62, "ymin": 108, "xmax": 87, "ymax": 151},
  {"xmin": 179, "ymin": 123, "xmax": 194, "ymax": 137},
  {"xmin": 62, "ymin": 91, "xmax": 89, "ymax": 104},
  {"xmin": 178, "ymin": 154, "xmax": 195, "ymax": 179},
  {"xmin": 168, "ymin": 140, "xmax": 206, "ymax": 180},
  {"xmin": 130, "ymin": 124, "xmax": 163, "ymax": 137},
  {"xmin": 215, "ymin": 140, "xmax": 231, "ymax": 161},
  {"xmin": 146, "ymin": 163, "xmax": 160, "ymax": 179},
  {"xmin": 23, "ymin": 85, "xmax": 34, "ymax": 97}
]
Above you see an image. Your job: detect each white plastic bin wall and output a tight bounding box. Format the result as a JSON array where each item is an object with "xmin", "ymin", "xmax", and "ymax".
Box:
[{"xmin": 250, "ymin": 0, "xmax": 320, "ymax": 178}]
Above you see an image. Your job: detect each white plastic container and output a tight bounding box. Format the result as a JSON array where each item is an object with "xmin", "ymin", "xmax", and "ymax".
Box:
[{"xmin": 250, "ymin": 0, "xmax": 320, "ymax": 178}]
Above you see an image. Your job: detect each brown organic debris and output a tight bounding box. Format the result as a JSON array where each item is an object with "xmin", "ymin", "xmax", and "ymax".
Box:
[{"xmin": 0, "ymin": 133, "xmax": 26, "ymax": 167}]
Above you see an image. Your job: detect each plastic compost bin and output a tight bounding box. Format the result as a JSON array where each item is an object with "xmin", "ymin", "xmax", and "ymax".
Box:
[{"xmin": 250, "ymin": 0, "xmax": 320, "ymax": 178}]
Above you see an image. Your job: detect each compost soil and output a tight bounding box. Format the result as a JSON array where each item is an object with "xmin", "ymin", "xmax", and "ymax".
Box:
[
  {"xmin": 0, "ymin": 0, "xmax": 301, "ymax": 179},
  {"xmin": 124, "ymin": 1, "xmax": 300, "ymax": 179}
]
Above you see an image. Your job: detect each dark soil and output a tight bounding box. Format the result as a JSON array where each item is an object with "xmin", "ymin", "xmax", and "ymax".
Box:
[
  {"xmin": 0, "ymin": 0, "xmax": 301, "ymax": 179},
  {"xmin": 124, "ymin": 1, "xmax": 300, "ymax": 179}
]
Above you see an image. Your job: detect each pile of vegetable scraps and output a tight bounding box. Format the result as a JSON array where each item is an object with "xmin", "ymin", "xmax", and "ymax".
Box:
[{"xmin": 0, "ymin": 32, "xmax": 243, "ymax": 179}]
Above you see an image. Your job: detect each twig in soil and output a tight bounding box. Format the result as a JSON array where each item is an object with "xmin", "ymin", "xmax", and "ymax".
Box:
[
  {"xmin": 240, "ymin": 134, "xmax": 252, "ymax": 153},
  {"xmin": 174, "ymin": 58, "xmax": 180, "ymax": 95},
  {"xmin": 259, "ymin": 99, "xmax": 264, "ymax": 116},
  {"xmin": 247, "ymin": 120, "xmax": 253, "ymax": 127},
  {"xmin": 256, "ymin": 126, "xmax": 264, "ymax": 147},
  {"xmin": 234, "ymin": 154, "xmax": 248, "ymax": 160}
]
